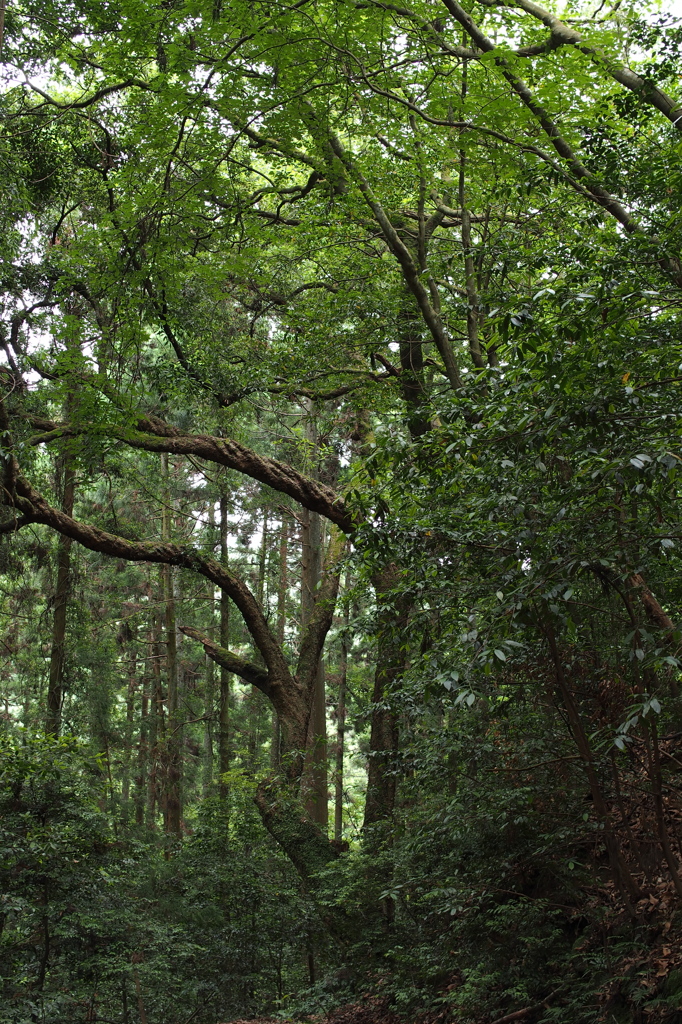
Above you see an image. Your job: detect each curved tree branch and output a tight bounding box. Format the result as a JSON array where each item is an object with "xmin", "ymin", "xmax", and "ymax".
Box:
[
  {"xmin": 178, "ymin": 625, "xmax": 312, "ymax": 757},
  {"xmin": 11, "ymin": 471, "xmax": 290, "ymax": 682},
  {"xmin": 24, "ymin": 413, "xmax": 355, "ymax": 532},
  {"xmin": 179, "ymin": 626, "xmax": 271, "ymax": 692},
  {"xmin": 477, "ymin": 0, "xmax": 682, "ymax": 130}
]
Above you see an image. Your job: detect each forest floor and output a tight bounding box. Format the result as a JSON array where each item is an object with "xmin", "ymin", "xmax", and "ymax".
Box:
[
  {"xmin": 221, "ymin": 879, "xmax": 682, "ymax": 1024},
  {"xmin": 222, "ymin": 1000, "xmax": 446, "ymax": 1024},
  {"xmin": 220, "ymin": 878, "xmax": 682, "ymax": 1024},
  {"xmin": 224, "ymin": 740, "xmax": 682, "ymax": 1024}
]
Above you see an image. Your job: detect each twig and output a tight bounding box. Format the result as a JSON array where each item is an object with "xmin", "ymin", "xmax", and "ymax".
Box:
[
  {"xmin": 181, "ymin": 998, "xmax": 213, "ymax": 1024},
  {"xmin": 485, "ymin": 755, "xmax": 581, "ymax": 772},
  {"xmin": 488, "ymin": 986, "xmax": 565, "ymax": 1024}
]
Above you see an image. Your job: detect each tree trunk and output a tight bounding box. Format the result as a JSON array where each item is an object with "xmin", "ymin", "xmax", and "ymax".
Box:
[
  {"xmin": 203, "ymin": 648, "xmax": 215, "ymax": 795},
  {"xmin": 46, "ymin": 458, "xmax": 75, "ymax": 736},
  {"xmin": 121, "ymin": 646, "xmax": 137, "ymax": 821},
  {"xmin": 161, "ymin": 453, "xmax": 182, "ymax": 836},
  {"xmin": 272, "ymin": 518, "xmax": 288, "ymax": 769},
  {"xmin": 301, "ymin": 498, "xmax": 328, "ymax": 828},
  {"xmin": 203, "ymin": 507, "xmax": 217, "ymax": 794},
  {"xmin": 135, "ymin": 670, "xmax": 148, "ymax": 826},
  {"xmin": 218, "ymin": 484, "xmax": 231, "ymax": 798},
  {"xmin": 544, "ymin": 616, "xmax": 641, "ymax": 903},
  {"xmin": 364, "ymin": 566, "xmax": 409, "ymax": 828},
  {"xmin": 246, "ymin": 510, "xmax": 270, "ymax": 766},
  {"xmin": 458, "ymin": 155, "xmax": 485, "ymax": 371},
  {"xmin": 334, "ymin": 576, "xmax": 349, "ymax": 843},
  {"xmin": 147, "ymin": 600, "xmax": 165, "ymax": 827},
  {"xmin": 398, "ymin": 301, "xmax": 429, "ymax": 438}
]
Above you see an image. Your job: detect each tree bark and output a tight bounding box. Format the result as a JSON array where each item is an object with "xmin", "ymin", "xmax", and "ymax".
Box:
[
  {"xmin": 28, "ymin": 414, "xmax": 354, "ymax": 532},
  {"xmin": 203, "ymin": 647, "xmax": 215, "ymax": 795},
  {"xmin": 458, "ymin": 120, "xmax": 485, "ymax": 371},
  {"xmin": 475, "ymin": 0, "xmax": 682, "ymax": 131},
  {"xmin": 203, "ymin": 505, "xmax": 217, "ymax": 794},
  {"xmin": 543, "ymin": 615, "xmax": 641, "ymax": 903}
]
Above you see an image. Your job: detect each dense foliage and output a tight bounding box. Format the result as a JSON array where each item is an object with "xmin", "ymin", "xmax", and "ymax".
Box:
[{"xmin": 2, "ymin": 0, "xmax": 682, "ymax": 1021}]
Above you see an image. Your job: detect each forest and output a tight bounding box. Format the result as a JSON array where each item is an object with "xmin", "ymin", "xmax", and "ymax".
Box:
[{"xmin": 1, "ymin": 0, "xmax": 682, "ymax": 1021}]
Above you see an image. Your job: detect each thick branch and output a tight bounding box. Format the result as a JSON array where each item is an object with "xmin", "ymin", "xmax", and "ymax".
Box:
[
  {"xmin": 628, "ymin": 573, "xmax": 676, "ymax": 635},
  {"xmin": 478, "ymin": 0, "xmax": 682, "ymax": 130},
  {"xmin": 179, "ymin": 624, "xmax": 310, "ymax": 758},
  {"xmin": 179, "ymin": 626, "xmax": 271, "ymax": 691},
  {"xmin": 24, "ymin": 78, "xmax": 151, "ymax": 112},
  {"xmin": 25, "ymin": 414, "xmax": 354, "ymax": 533},
  {"xmin": 12, "ymin": 473, "xmax": 290, "ymax": 681},
  {"xmin": 179, "ymin": 625, "xmax": 311, "ymax": 756},
  {"xmin": 440, "ymin": 0, "xmax": 640, "ymax": 234}
]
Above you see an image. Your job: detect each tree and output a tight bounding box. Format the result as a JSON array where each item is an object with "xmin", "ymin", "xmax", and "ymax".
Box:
[{"xmin": 2, "ymin": 0, "xmax": 682, "ymax": 1016}]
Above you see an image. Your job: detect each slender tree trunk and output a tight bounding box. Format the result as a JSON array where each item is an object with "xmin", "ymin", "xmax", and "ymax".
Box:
[
  {"xmin": 272, "ymin": 518, "xmax": 288, "ymax": 768},
  {"xmin": 246, "ymin": 510, "xmax": 270, "ymax": 765},
  {"xmin": 363, "ymin": 566, "xmax": 410, "ymax": 829},
  {"xmin": 203, "ymin": 648, "xmax": 215, "ymax": 795},
  {"xmin": 458, "ymin": 57, "xmax": 485, "ymax": 371},
  {"xmin": 121, "ymin": 647, "xmax": 137, "ymax": 821},
  {"xmin": 121, "ymin": 979, "xmax": 130, "ymax": 1024},
  {"xmin": 46, "ymin": 459, "xmax": 75, "ymax": 736},
  {"xmin": 335, "ymin": 576, "xmax": 349, "ymax": 843},
  {"xmin": 301, "ymin": 504, "xmax": 328, "ymax": 827},
  {"xmin": 147, "ymin": 600, "xmax": 165, "ymax": 827},
  {"xmin": 458, "ymin": 157, "xmax": 485, "ymax": 371},
  {"xmin": 648, "ymin": 717, "xmax": 682, "ymax": 899},
  {"xmin": 398, "ymin": 302, "xmax": 429, "ymax": 438},
  {"xmin": 135, "ymin": 671, "xmax": 148, "ymax": 826},
  {"xmin": 219, "ymin": 484, "xmax": 231, "ymax": 798},
  {"xmin": 203, "ymin": 503, "xmax": 217, "ymax": 794},
  {"xmin": 299, "ymin": 405, "xmax": 328, "ymax": 827},
  {"xmin": 161, "ymin": 454, "xmax": 182, "ymax": 836},
  {"xmin": 132, "ymin": 959, "xmax": 148, "ymax": 1024},
  {"xmin": 544, "ymin": 616, "xmax": 641, "ymax": 903}
]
